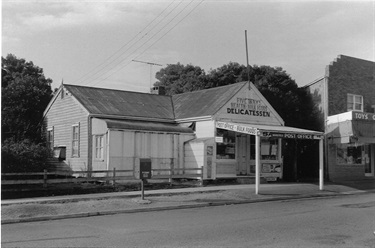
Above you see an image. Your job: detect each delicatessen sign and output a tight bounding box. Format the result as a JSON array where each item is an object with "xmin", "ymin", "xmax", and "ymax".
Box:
[{"xmin": 227, "ymin": 97, "xmax": 271, "ymax": 117}]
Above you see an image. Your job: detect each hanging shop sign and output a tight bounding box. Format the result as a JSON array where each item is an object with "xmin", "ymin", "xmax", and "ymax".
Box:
[
  {"xmin": 216, "ymin": 121, "xmax": 259, "ymax": 135},
  {"xmin": 352, "ymin": 111, "xmax": 375, "ymax": 121},
  {"xmin": 261, "ymin": 132, "xmax": 323, "ymax": 140}
]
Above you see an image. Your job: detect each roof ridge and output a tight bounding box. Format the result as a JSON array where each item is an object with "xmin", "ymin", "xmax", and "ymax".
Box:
[
  {"xmin": 172, "ymin": 82, "xmax": 247, "ymax": 98},
  {"xmin": 64, "ymin": 84, "xmax": 172, "ymax": 98}
]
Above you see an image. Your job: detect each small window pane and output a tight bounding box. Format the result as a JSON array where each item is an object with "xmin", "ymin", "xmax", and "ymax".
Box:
[
  {"xmin": 347, "ymin": 94, "xmax": 363, "ymax": 112},
  {"xmin": 95, "ymin": 135, "xmax": 104, "ymax": 160},
  {"xmin": 72, "ymin": 125, "xmax": 80, "ymax": 157}
]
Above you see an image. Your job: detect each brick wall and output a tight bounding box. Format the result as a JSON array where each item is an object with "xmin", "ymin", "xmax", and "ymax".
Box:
[
  {"xmin": 326, "ymin": 55, "xmax": 375, "ymax": 115},
  {"xmin": 327, "ymin": 144, "xmax": 366, "ymax": 181}
]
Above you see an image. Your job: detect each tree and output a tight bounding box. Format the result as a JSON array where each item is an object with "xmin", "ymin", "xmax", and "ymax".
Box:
[
  {"xmin": 249, "ymin": 65, "xmax": 301, "ymax": 128},
  {"xmin": 1, "ymin": 54, "xmax": 53, "ymax": 143},
  {"xmin": 154, "ymin": 63, "xmax": 206, "ymax": 95},
  {"xmin": 155, "ymin": 62, "xmax": 319, "ymax": 130},
  {"xmin": 206, "ymin": 62, "xmax": 248, "ymax": 88}
]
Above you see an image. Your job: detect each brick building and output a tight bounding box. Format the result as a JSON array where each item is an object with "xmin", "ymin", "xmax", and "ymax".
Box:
[{"xmin": 303, "ymin": 55, "xmax": 375, "ymax": 181}]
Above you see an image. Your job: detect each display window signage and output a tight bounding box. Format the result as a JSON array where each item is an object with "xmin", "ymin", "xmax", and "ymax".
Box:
[
  {"xmin": 262, "ymin": 132, "xmax": 322, "ymax": 140},
  {"xmin": 352, "ymin": 111, "xmax": 375, "ymax": 121},
  {"xmin": 227, "ymin": 97, "xmax": 271, "ymax": 117},
  {"xmin": 216, "ymin": 121, "xmax": 259, "ymax": 135}
]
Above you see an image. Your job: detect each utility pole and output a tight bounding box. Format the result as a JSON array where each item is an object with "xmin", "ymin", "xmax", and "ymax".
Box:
[
  {"xmin": 132, "ymin": 60, "xmax": 163, "ymax": 91},
  {"xmin": 245, "ymin": 30, "xmax": 251, "ymax": 89}
]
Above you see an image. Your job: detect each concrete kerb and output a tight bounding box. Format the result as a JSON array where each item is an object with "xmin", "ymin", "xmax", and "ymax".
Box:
[
  {"xmin": 0, "ymin": 183, "xmax": 326, "ymax": 206},
  {"xmin": 2, "ymin": 191, "xmax": 367, "ymax": 225},
  {"xmin": 2, "ymin": 183, "xmax": 374, "ymax": 225}
]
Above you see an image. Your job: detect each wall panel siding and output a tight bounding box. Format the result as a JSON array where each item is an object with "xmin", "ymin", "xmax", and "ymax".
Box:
[
  {"xmin": 184, "ymin": 142, "xmax": 204, "ymax": 168},
  {"xmin": 195, "ymin": 121, "xmax": 215, "ymax": 138},
  {"xmin": 108, "ymin": 131, "xmax": 192, "ymax": 177},
  {"xmin": 44, "ymin": 90, "xmax": 89, "ymax": 172}
]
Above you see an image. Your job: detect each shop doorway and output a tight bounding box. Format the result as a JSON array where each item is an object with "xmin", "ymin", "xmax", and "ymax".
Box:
[
  {"xmin": 237, "ymin": 135, "xmax": 249, "ymax": 175},
  {"xmin": 365, "ymin": 144, "xmax": 374, "ymax": 177}
]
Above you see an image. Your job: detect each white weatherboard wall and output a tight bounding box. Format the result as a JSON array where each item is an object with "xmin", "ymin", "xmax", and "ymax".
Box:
[
  {"xmin": 44, "ymin": 87, "xmax": 89, "ymax": 172},
  {"xmin": 195, "ymin": 120, "xmax": 215, "ymax": 138},
  {"xmin": 91, "ymin": 118, "xmax": 108, "ymax": 171},
  {"xmin": 108, "ymin": 130, "xmax": 194, "ymax": 178},
  {"xmin": 184, "ymin": 141, "xmax": 205, "ymax": 169},
  {"xmin": 215, "ymin": 83, "xmax": 283, "ymax": 126}
]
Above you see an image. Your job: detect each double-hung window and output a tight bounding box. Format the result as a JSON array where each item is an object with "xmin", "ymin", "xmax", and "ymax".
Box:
[
  {"xmin": 47, "ymin": 127, "xmax": 54, "ymax": 151},
  {"xmin": 72, "ymin": 124, "xmax": 80, "ymax": 157},
  {"xmin": 347, "ymin": 94, "xmax": 363, "ymax": 112},
  {"xmin": 95, "ymin": 135, "xmax": 104, "ymax": 160}
]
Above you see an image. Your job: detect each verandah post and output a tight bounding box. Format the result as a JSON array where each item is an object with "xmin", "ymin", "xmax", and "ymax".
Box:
[
  {"xmin": 255, "ymin": 134, "xmax": 260, "ymax": 195},
  {"xmin": 319, "ymin": 139, "xmax": 324, "ymax": 190}
]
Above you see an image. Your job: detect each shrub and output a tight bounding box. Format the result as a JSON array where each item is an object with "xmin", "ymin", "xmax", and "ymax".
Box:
[{"xmin": 1, "ymin": 139, "xmax": 52, "ymax": 173}]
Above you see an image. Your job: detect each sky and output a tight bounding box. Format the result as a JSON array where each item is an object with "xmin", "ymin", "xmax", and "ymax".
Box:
[{"xmin": 2, "ymin": 0, "xmax": 374, "ymax": 93}]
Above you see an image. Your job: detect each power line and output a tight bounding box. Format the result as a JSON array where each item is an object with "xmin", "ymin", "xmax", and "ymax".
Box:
[
  {"xmin": 91, "ymin": 0, "xmax": 204, "ymax": 87},
  {"xmin": 132, "ymin": 60, "xmax": 163, "ymax": 90},
  {"xmin": 73, "ymin": 0, "xmax": 181, "ymax": 85},
  {"xmin": 89, "ymin": 0, "xmax": 196, "ymax": 86}
]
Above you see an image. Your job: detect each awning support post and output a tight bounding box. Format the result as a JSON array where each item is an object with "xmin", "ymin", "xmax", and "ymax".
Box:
[
  {"xmin": 319, "ymin": 138, "xmax": 324, "ymax": 190},
  {"xmin": 255, "ymin": 134, "xmax": 260, "ymax": 195}
]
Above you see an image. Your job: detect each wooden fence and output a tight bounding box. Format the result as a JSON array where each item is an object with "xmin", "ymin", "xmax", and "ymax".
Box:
[{"xmin": 1, "ymin": 167, "xmax": 203, "ymax": 187}]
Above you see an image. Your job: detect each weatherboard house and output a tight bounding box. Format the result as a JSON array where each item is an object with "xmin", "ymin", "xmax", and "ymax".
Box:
[{"xmin": 43, "ymin": 82, "xmax": 324, "ymax": 191}]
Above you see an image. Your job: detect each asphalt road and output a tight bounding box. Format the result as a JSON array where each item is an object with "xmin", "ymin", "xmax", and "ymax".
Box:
[{"xmin": 2, "ymin": 193, "xmax": 375, "ymax": 248}]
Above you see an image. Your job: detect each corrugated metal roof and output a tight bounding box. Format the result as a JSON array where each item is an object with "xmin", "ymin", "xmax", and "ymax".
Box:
[
  {"xmin": 63, "ymin": 83, "xmax": 247, "ymax": 121},
  {"xmin": 172, "ymin": 82, "xmax": 246, "ymax": 119},
  {"xmin": 64, "ymin": 84, "xmax": 175, "ymax": 121}
]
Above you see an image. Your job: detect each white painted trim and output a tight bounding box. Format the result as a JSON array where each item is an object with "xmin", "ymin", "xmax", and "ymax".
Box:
[
  {"xmin": 90, "ymin": 114, "xmax": 176, "ymax": 123},
  {"xmin": 255, "ymin": 134, "xmax": 260, "ymax": 195},
  {"xmin": 43, "ymin": 84, "xmax": 63, "ymax": 117},
  {"xmin": 175, "ymin": 116, "xmax": 213, "ymax": 123},
  {"xmin": 319, "ymin": 139, "xmax": 324, "ymax": 190}
]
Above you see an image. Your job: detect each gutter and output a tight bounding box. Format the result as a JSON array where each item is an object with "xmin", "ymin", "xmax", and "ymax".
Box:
[
  {"xmin": 89, "ymin": 114, "xmax": 176, "ymax": 124},
  {"xmin": 175, "ymin": 116, "xmax": 213, "ymax": 123}
]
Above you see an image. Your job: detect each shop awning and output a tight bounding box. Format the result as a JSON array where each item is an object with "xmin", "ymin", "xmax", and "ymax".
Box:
[
  {"xmin": 216, "ymin": 120, "xmax": 325, "ymax": 194},
  {"xmin": 327, "ymin": 111, "xmax": 375, "ymax": 144},
  {"xmin": 104, "ymin": 119, "xmax": 194, "ymax": 133},
  {"xmin": 216, "ymin": 121, "xmax": 323, "ymax": 139}
]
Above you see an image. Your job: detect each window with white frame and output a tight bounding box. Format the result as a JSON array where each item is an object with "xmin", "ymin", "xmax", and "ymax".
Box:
[
  {"xmin": 347, "ymin": 94, "xmax": 363, "ymax": 112},
  {"xmin": 95, "ymin": 135, "xmax": 104, "ymax": 160},
  {"xmin": 47, "ymin": 127, "xmax": 54, "ymax": 151},
  {"xmin": 72, "ymin": 124, "xmax": 80, "ymax": 157}
]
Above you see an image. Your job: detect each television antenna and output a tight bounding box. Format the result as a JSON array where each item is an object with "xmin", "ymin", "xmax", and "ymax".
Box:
[{"xmin": 132, "ymin": 60, "xmax": 163, "ymax": 90}]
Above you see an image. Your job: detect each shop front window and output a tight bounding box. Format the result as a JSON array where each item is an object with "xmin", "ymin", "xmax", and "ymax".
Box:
[
  {"xmin": 249, "ymin": 137, "xmax": 279, "ymax": 160},
  {"xmin": 216, "ymin": 129, "xmax": 235, "ymax": 159},
  {"xmin": 261, "ymin": 139, "xmax": 278, "ymax": 160},
  {"xmin": 336, "ymin": 144, "xmax": 367, "ymax": 165}
]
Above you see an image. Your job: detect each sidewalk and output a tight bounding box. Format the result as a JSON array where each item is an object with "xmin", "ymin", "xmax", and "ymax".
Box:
[{"xmin": 2, "ymin": 181, "xmax": 374, "ymax": 225}]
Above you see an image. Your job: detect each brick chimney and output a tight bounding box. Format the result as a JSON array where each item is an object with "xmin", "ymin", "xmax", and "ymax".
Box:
[{"xmin": 150, "ymin": 86, "xmax": 166, "ymax": 95}]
